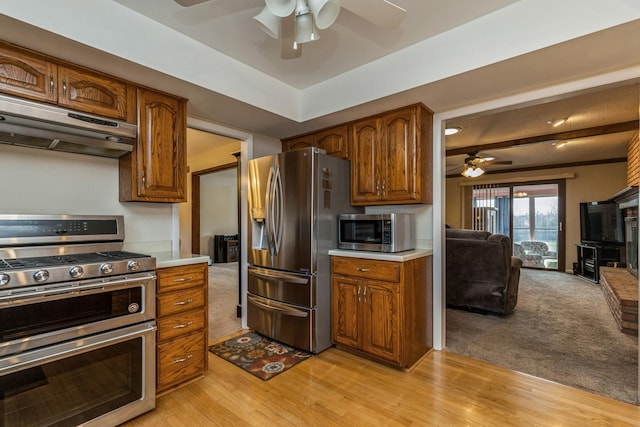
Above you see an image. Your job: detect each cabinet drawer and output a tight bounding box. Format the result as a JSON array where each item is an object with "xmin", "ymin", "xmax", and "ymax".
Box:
[
  {"xmin": 157, "ymin": 287, "xmax": 205, "ymax": 317},
  {"xmin": 332, "ymin": 257, "xmax": 400, "ymax": 282},
  {"xmin": 157, "ymin": 308, "xmax": 206, "ymax": 342},
  {"xmin": 157, "ymin": 264, "xmax": 206, "ymax": 293},
  {"xmin": 157, "ymin": 332, "xmax": 206, "ymax": 391}
]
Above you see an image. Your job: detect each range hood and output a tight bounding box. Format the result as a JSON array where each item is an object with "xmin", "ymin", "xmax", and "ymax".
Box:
[{"xmin": 0, "ymin": 94, "xmax": 137, "ymax": 158}]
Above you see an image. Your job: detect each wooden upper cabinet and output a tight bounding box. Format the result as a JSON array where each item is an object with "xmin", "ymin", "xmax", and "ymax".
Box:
[
  {"xmin": 282, "ymin": 124, "xmax": 349, "ymax": 159},
  {"xmin": 0, "ymin": 41, "xmax": 57, "ymax": 103},
  {"xmin": 0, "ymin": 41, "xmax": 134, "ymax": 122},
  {"xmin": 351, "ymin": 104, "xmax": 432, "ymax": 205},
  {"xmin": 119, "ymin": 88, "xmax": 187, "ymax": 203},
  {"xmin": 57, "ymin": 65, "xmax": 134, "ymax": 122}
]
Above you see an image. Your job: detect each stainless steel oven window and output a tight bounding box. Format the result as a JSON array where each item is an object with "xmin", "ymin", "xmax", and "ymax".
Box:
[{"xmin": 0, "ymin": 322, "xmax": 156, "ymax": 427}]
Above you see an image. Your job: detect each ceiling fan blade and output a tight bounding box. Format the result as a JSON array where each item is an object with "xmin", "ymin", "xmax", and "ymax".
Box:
[
  {"xmin": 280, "ymin": 14, "xmax": 302, "ymax": 59},
  {"xmin": 341, "ymin": 0, "xmax": 407, "ymax": 29},
  {"xmin": 484, "ymin": 160, "xmax": 513, "ymax": 166},
  {"xmin": 174, "ymin": 0, "xmax": 209, "ymax": 6}
]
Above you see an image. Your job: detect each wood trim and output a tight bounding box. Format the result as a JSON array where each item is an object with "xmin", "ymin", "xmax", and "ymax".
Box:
[
  {"xmin": 445, "ymin": 121, "xmax": 639, "ymax": 157},
  {"xmin": 190, "ymin": 162, "xmax": 238, "ymax": 256}
]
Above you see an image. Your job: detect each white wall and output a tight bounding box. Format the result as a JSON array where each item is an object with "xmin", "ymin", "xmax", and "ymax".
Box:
[
  {"xmin": 0, "ymin": 144, "xmax": 173, "ymax": 245},
  {"xmin": 200, "ymin": 168, "xmax": 238, "ymax": 257}
]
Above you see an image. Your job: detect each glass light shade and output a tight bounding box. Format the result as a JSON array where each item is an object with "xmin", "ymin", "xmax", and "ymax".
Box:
[
  {"xmin": 307, "ymin": 0, "xmax": 341, "ymax": 30},
  {"xmin": 265, "ymin": 0, "xmax": 297, "ymax": 17},
  {"xmin": 254, "ymin": 7, "xmax": 281, "ymax": 39},
  {"xmin": 461, "ymin": 166, "xmax": 485, "ymax": 178},
  {"xmin": 295, "ymin": 13, "xmax": 319, "ymax": 44}
]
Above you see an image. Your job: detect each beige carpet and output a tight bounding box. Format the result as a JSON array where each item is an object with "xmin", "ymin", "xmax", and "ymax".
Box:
[
  {"xmin": 208, "ymin": 262, "xmax": 242, "ymax": 343},
  {"xmin": 446, "ymin": 268, "xmax": 638, "ymax": 405}
]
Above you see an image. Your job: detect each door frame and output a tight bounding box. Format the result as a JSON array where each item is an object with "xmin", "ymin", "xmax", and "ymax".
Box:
[{"xmin": 190, "ymin": 161, "xmax": 238, "ymax": 255}]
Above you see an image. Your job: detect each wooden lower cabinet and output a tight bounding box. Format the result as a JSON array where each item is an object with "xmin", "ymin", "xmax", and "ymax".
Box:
[
  {"xmin": 331, "ymin": 255, "xmax": 432, "ymax": 369},
  {"xmin": 156, "ymin": 262, "xmax": 208, "ymax": 395}
]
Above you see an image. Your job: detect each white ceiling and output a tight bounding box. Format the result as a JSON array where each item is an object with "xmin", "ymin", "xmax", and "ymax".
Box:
[
  {"xmin": 113, "ymin": 0, "xmax": 520, "ymax": 89},
  {"xmin": 0, "ymin": 1, "xmax": 639, "ymax": 173}
]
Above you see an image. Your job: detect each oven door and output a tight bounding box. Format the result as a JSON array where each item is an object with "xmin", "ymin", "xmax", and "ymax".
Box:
[
  {"xmin": 0, "ymin": 272, "xmax": 155, "ymax": 357},
  {"xmin": 0, "ymin": 321, "xmax": 156, "ymax": 427}
]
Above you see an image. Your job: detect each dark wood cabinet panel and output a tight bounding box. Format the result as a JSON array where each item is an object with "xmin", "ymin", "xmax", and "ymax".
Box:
[
  {"xmin": 0, "ymin": 41, "xmax": 57, "ymax": 103},
  {"xmin": 120, "ymin": 88, "xmax": 187, "ymax": 202}
]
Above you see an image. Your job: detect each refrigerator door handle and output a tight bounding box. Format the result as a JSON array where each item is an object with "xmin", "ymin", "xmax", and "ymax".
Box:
[
  {"xmin": 265, "ymin": 166, "xmax": 276, "ymax": 257},
  {"xmin": 273, "ymin": 166, "xmax": 284, "ymax": 255},
  {"xmin": 250, "ymin": 269, "xmax": 309, "ymax": 285},
  {"xmin": 248, "ymin": 294, "xmax": 309, "ymax": 318}
]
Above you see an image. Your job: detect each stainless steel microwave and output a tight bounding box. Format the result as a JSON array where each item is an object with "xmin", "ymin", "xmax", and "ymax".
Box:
[{"xmin": 338, "ymin": 213, "xmax": 415, "ymax": 253}]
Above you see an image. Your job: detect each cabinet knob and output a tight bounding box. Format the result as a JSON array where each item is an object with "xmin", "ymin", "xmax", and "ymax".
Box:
[{"xmin": 356, "ymin": 267, "xmax": 370, "ymax": 272}]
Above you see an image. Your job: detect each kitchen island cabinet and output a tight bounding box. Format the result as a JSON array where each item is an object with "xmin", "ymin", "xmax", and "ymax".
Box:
[
  {"xmin": 119, "ymin": 87, "xmax": 187, "ymax": 202},
  {"xmin": 330, "ymin": 250, "xmax": 432, "ymax": 369},
  {"xmin": 350, "ymin": 104, "xmax": 432, "ymax": 205},
  {"xmin": 155, "ymin": 262, "xmax": 208, "ymax": 395}
]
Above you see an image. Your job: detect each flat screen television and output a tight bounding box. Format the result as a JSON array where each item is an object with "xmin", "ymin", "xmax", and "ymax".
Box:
[{"xmin": 579, "ymin": 201, "xmax": 624, "ymax": 245}]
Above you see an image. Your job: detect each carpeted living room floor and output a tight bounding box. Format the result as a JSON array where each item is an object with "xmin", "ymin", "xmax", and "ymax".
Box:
[{"xmin": 446, "ymin": 268, "xmax": 639, "ymax": 405}]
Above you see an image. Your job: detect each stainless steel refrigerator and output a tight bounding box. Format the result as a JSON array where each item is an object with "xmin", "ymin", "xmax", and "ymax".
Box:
[{"xmin": 247, "ymin": 147, "xmax": 362, "ymax": 353}]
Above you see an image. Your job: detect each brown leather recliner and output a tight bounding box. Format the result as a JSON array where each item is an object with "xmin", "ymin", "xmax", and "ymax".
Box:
[{"xmin": 446, "ymin": 228, "xmax": 523, "ymax": 315}]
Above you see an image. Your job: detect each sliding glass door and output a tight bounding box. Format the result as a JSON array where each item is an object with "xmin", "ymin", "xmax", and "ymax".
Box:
[{"xmin": 472, "ymin": 181, "xmax": 565, "ymax": 271}]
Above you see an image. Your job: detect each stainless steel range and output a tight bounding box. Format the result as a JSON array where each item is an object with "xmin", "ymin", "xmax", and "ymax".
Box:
[{"xmin": 0, "ymin": 214, "xmax": 157, "ymax": 427}]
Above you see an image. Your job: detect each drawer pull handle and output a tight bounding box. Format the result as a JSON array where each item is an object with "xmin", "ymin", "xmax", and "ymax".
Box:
[
  {"xmin": 356, "ymin": 268, "xmax": 370, "ymax": 272},
  {"xmin": 173, "ymin": 299, "xmax": 193, "ymax": 306},
  {"xmin": 173, "ymin": 354, "xmax": 193, "ymax": 364},
  {"xmin": 173, "ymin": 321, "xmax": 194, "ymax": 329},
  {"xmin": 173, "ymin": 276, "xmax": 194, "ymax": 282}
]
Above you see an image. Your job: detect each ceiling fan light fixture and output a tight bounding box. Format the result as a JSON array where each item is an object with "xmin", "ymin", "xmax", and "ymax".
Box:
[
  {"xmin": 265, "ymin": 0, "xmax": 297, "ymax": 17},
  {"xmin": 295, "ymin": 12, "xmax": 319, "ymax": 44},
  {"xmin": 254, "ymin": 7, "xmax": 281, "ymax": 39},
  {"xmin": 307, "ymin": 0, "xmax": 341, "ymax": 30},
  {"xmin": 461, "ymin": 165, "xmax": 485, "ymax": 178}
]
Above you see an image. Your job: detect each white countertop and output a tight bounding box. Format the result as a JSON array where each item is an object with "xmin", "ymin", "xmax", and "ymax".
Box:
[
  {"xmin": 328, "ymin": 248, "xmax": 432, "ymax": 262},
  {"xmin": 147, "ymin": 251, "xmax": 210, "ymax": 269}
]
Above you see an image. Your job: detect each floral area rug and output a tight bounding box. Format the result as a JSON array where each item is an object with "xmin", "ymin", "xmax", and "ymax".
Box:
[{"xmin": 208, "ymin": 331, "xmax": 312, "ymax": 381}]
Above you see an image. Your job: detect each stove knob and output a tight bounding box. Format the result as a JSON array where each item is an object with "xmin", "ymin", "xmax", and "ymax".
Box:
[
  {"xmin": 69, "ymin": 266, "xmax": 84, "ymax": 278},
  {"xmin": 34, "ymin": 270, "xmax": 50, "ymax": 283},
  {"xmin": 127, "ymin": 260, "xmax": 141, "ymax": 271},
  {"xmin": 0, "ymin": 273, "xmax": 9, "ymax": 286},
  {"xmin": 100, "ymin": 263, "xmax": 114, "ymax": 274}
]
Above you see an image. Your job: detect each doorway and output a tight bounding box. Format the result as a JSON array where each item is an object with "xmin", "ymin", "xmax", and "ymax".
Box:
[{"xmin": 470, "ymin": 180, "xmax": 565, "ymax": 271}]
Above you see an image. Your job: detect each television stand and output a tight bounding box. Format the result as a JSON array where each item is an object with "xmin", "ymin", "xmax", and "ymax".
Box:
[{"xmin": 575, "ymin": 244, "xmax": 622, "ymax": 283}]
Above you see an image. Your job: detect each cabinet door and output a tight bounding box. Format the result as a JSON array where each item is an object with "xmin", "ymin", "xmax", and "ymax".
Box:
[
  {"xmin": 331, "ymin": 275, "xmax": 362, "ymax": 348},
  {"xmin": 282, "ymin": 136, "xmax": 315, "ymax": 152},
  {"xmin": 57, "ymin": 65, "xmax": 132, "ymax": 121},
  {"xmin": 350, "ymin": 117, "xmax": 381, "ymax": 205},
  {"xmin": 134, "ymin": 88, "xmax": 186, "ymax": 202},
  {"xmin": 381, "ymin": 107, "xmax": 419, "ymax": 202},
  {"xmin": 362, "ymin": 281, "xmax": 401, "ymax": 364},
  {"xmin": 0, "ymin": 42, "xmax": 56, "ymax": 103},
  {"xmin": 315, "ymin": 125, "xmax": 349, "ymax": 159}
]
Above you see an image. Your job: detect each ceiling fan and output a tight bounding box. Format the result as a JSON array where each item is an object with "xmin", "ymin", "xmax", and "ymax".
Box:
[
  {"xmin": 460, "ymin": 152, "xmax": 512, "ymax": 178},
  {"xmin": 174, "ymin": 0, "xmax": 407, "ymax": 59}
]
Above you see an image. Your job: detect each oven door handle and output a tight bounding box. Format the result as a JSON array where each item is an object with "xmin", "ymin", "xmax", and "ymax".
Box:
[
  {"xmin": 0, "ymin": 275, "xmax": 154, "ymax": 307},
  {"xmin": 0, "ymin": 322, "xmax": 157, "ymax": 375},
  {"xmin": 248, "ymin": 294, "xmax": 308, "ymax": 318}
]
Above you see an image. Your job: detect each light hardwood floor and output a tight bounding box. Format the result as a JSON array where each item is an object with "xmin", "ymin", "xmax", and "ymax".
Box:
[{"xmin": 123, "ymin": 343, "xmax": 640, "ymax": 426}]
